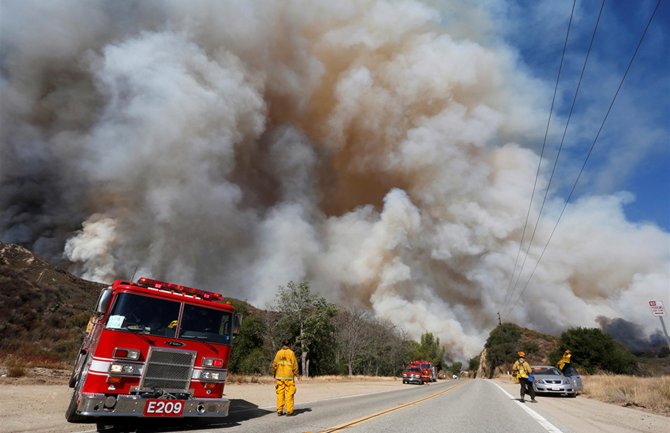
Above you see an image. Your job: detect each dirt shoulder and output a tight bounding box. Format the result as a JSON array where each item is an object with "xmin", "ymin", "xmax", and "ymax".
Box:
[{"xmin": 494, "ymin": 378, "xmax": 669, "ymax": 433}]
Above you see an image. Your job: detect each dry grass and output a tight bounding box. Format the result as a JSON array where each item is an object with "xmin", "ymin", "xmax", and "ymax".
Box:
[
  {"xmin": 0, "ymin": 354, "xmax": 71, "ymax": 370},
  {"xmin": 582, "ymin": 374, "xmax": 670, "ymax": 416}
]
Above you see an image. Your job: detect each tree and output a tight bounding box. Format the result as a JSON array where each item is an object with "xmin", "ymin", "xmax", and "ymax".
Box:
[
  {"xmin": 335, "ymin": 308, "xmax": 371, "ymax": 376},
  {"xmin": 448, "ymin": 362, "xmax": 463, "ymax": 376},
  {"xmin": 227, "ymin": 300, "xmax": 270, "ymax": 374},
  {"xmin": 415, "ymin": 332, "xmax": 445, "ymax": 369},
  {"xmin": 275, "ymin": 280, "xmax": 336, "ymax": 377},
  {"xmin": 550, "ymin": 327, "xmax": 639, "ymax": 374},
  {"xmin": 228, "ymin": 313, "xmax": 268, "ymax": 374},
  {"xmin": 366, "ymin": 318, "xmax": 405, "ymax": 376},
  {"xmin": 340, "ymin": 316, "xmax": 410, "ymax": 377},
  {"xmin": 468, "ymin": 355, "xmax": 480, "ymax": 372},
  {"xmin": 484, "ymin": 323, "xmax": 522, "ymax": 378}
]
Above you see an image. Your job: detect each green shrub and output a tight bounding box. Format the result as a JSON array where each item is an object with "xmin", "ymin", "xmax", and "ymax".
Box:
[
  {"xmin": 468, "ymin": 356, "xmax": 480, "ymax": 371},
  {"xmin": 521, "ymin": 341, "xmax": 539, "ymax": 355},
  {"xmin": 238, "ymin": 348, "xmax": 270, "ymax": 375},
  {"xmin": 550, "ymin": 327, "xmax": 639, "ymax": 374}
]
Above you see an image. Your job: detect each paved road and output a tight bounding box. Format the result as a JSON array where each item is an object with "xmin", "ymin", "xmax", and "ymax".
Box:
[{"xmin": 81, "ymin": 379, "xmax": 669, "ymax": 433}]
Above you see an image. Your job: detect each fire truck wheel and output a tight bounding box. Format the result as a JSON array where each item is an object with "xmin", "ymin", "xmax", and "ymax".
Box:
[
  {"xmin": 68, "ymin": 352, "xmax": 87, "ymax": 388},
  {"xmin": 65, "ymin": 391, "xmax": 86, "ymax": 423}
]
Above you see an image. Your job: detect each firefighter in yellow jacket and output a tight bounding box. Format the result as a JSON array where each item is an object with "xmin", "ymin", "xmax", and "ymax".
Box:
[
  {"xmin": 512, "ymin": 351, "xmax": 536, "ymax": 403},
  {"xmin": 272, "ymin": 340, "xmax": 299, "ymax": 416},
  {"xmin": 557, "ymin": 349, "xmax": 572, "ymax": 375}
]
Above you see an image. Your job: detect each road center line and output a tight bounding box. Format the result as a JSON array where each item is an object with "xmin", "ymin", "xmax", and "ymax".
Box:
[
  {"xmin": 317, "ymin": 382, "xmax": 463, "ymax": 433},
  {"xmin": 492, "ymin": 381, "xmax": 566, "ymax": 433}
]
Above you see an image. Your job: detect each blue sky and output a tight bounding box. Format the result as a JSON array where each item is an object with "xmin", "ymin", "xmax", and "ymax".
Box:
[{"xmin": 493, "ymin": 0, "xmax": 669, "ymax": 231}]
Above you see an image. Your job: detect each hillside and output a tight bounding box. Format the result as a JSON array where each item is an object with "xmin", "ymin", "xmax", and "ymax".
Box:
[
  {"xmin": 0, "ymin": 242, "xmax": 260, "ymax": 368},
  {"xmin": 0, "ymin": 242, "xmax": 104, "ymax": 364},
  {"xmin": 1, "ymin": 241, "xmax": 666, "ymax": 378},
  {"xmin": 476, "ymin": 324, "xmax": 560, "ymax": 378}
]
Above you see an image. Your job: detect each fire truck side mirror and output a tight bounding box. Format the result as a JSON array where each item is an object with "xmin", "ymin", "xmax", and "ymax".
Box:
[
  {"xmin": 232, "ymin": 313, "xmax": 243, "ymax": 336},
  {"xmin": 95, "ymin": 287, "xmax": 113, "ymax": 316}
]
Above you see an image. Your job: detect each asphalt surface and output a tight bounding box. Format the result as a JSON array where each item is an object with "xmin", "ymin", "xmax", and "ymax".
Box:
[
  {"xmin": 55, "ymin": 379, "xmax": 670, "ymax": 433},
  {"xmin": 91, "ymin": 379, "xmax": 556, "ymax": 433}
]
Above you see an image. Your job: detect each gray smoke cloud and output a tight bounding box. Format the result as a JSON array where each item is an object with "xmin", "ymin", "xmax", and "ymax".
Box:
[
  {"xmin": 1, "ymin": 0, "xmax": 668, "ymax": 360},
  {"xmin": 597, "ymin": 316, "xmax": 667, "ymax": 354}
]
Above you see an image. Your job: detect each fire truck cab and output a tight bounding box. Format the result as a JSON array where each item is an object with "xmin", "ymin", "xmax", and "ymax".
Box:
[
  {"xmin": 411, "ymin": 360, "xmax": 437, "ymax": 383},
  {"xmin": 66, "ymin": 277, "xmax": 239, "ymax": 424}
]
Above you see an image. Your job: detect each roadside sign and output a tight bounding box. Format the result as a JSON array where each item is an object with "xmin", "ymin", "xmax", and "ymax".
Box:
[{"xmin": 649, "ymin": 300, "xmax": 666, "ymax": 317}]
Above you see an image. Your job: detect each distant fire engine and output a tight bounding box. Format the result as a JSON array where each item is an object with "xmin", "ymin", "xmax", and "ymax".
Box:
[
  {"xmin": 66, "ymin": 277, "xmax": 240, "ymax": 424},
  {"xmin": 411, "ymin": 360, "xmax": 438, "ymax": 383}
]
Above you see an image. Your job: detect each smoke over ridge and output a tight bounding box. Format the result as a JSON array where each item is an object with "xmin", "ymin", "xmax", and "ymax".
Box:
[{"xmin": 1, "ymin": 0, "xmax": 668, "ymax": 359}]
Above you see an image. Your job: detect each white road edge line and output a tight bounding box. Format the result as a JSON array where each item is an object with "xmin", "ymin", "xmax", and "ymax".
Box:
[{"xmin": 492, "ymin": 381, "xmax": 565, "ymax": 433}]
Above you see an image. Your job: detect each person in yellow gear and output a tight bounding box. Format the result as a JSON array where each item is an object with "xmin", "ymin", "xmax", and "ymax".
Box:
[
  {"xmin": 272, "ymin": 340, "xmax": 299, "ymax": 416},
  {"xmin": 557, "ymin": 349, "xmax": 572, "ymax": 375},
  {"xmin": 512, "ymin": 351, "xmax": 536, "ymax": 403}
]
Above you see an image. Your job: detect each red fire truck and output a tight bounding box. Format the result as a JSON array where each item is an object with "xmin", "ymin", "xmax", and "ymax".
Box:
[
  {"xmin": 411, "ymin": 360, "xmax": 437, "ymax": 383},
  {"xmin": 66, "ymin": 277, "xmax": 239, "ymax": 424}
]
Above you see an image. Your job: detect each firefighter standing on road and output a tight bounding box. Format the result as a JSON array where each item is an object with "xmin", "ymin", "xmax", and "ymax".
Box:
[
  {"xmin": 272, "ymin": 340, "xmax": 299, "ymax": 416},
  {"xmin": 512, "ymin": 351, "xmax": 536, "ymax": 403}
]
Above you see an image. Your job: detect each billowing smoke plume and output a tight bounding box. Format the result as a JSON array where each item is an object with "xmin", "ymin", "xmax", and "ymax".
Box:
[
  {"xmin": 1, "ymin": 0, "xmax": 668, "ymax": 359},
  {"xmin": 597, "ymin": 316, "xmax": 667, "ymax": 355}
]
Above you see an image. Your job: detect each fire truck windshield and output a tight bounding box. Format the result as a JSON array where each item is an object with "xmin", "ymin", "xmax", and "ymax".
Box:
[
  {"xmin": 105, "ymin": 293, "xmax": 233, "ymax": 345},
  {"xmin": 106, "ymin": 293, "xmax": 181, "ymax": 337},
  {"xmin": 179, "ymin": 304, "xmax": 232, "ymax": 345}
]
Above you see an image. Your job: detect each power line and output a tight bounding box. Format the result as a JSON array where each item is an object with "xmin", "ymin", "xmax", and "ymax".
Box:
[
  {"xmin": 506, "ymin": 0, "xmax": 663, "ymax": 315},
  {"xmin": 505, "ymin": 0, "xmax": 606, "ymax": 313},
  {"xmin": 502, "ymin": 0, "xmax": 577, "ymax": 307}
]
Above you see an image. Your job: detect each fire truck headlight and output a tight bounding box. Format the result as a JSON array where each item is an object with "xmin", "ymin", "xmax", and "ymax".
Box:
[
  {"xmin": 200, "ymin": 370, "xmax": 226, "ymax": 381},
  {"xmin": 109, "ymin": 363, "xmax": 139, "ymax": 375},
  {"xmin": 201, "ymin": 371, "xmax": 219, "ymax": 380}
]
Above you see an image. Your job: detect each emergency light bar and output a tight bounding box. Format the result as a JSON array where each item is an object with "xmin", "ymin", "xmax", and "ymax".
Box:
[{"xmin": 136, "ymin": 277, "xmax": 223, "ymax": 301}]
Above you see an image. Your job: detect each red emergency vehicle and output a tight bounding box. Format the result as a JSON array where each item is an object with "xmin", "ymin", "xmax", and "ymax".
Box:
[
  {"xmin": 411, "ymin": 360, "xmax": 437, "ymax": 383},
  {"xmin": 401, "ymin": 365, "xmax": 424, "ymax": 385},
  {"xmin": 66, "ymin": 277, "xmax": 239, "ymax": 424}
]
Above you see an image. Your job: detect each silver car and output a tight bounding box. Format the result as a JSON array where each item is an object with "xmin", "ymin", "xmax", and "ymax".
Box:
[
  {"xmin": 531, "ymin": 366, "xmax": 582, "ymax": 397},
  {"xmin": 563, "ymin": 367, "xmax": 583, "ymax": 393}
]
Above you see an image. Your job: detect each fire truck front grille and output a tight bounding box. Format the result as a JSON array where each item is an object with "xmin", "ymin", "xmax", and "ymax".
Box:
[{"xmin": 141, "ymin": 348, "xmax": 196, "ymax": 392}]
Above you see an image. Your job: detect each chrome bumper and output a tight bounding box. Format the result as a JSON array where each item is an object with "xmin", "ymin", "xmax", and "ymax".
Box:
[
  {"xmin": 533, "ymin": 384, "xmax": 575, "ymax": 394},
  {"xmin": 403, "ymin": 377, "xmax": 423, "ymax": 384},
  {"xmin": 77, "ymin": 393, "xmax": 230, "ymax": 417}
]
